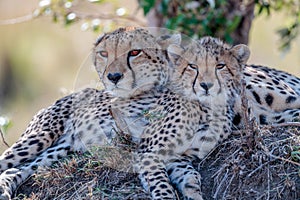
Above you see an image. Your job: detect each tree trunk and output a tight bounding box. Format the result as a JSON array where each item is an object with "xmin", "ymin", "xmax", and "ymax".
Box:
[
  {"xmin": 227, "ymin": 0, "xmax": 255, "ymax": 45},
  {"xmin": 146, "ymin": 0, "xmax": 255, "ymax": 45}
]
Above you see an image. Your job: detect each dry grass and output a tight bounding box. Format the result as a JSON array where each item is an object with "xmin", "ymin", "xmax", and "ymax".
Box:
[
  {"xmin": 14, "ymin": 125, "xmax": 300, "ymax": 200},
  {"xmin": 14, "ymin": 146, "xmax": 150, "ymax": 200},
  {"xmin": 200, "ymin": 124, "xmax": 300, "ymax": 200}
]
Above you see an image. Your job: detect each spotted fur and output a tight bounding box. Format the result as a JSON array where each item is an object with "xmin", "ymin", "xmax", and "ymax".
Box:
[
  {"xmin": 1, "ymin": 28, "xmax": 299, "ymax": 200},
  {"xmin": 234, "ymin": 64, "xmax": 300, "ymax": 126},
  {"xmin": 133, "ymin": 37, "xmax": 250, "ymax": 200},
  {"xmin": 0, "ymin": 27, "xmax": 180, "ymax": 200}
]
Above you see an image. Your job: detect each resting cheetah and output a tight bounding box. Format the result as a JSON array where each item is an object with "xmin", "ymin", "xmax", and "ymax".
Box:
[
  {"xmin": 132, "ymin": 36, "xmax": 250, "ymax": 199},
  {"xmin": 0, "ymin": 27, "xmax": 181, "ymax": 200},
  {"xmin": 136, "ymin": 36, "xmax": 300, "ymax": 199},
  {"xmin": 1, "ymin": 26, "xmax": 299, "ymax": 200},
  {"xmin": 233, "ymin": 64, "xmax": 300, "ymax": 126}
]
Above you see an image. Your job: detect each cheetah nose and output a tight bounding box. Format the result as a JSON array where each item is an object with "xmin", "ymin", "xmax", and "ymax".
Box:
[
  {"xmin": 107, "ymin": 72, "xmax": 123, "ymax": 85},
  {"xmin": 200, "ymin": 82, "xmax": 213, "ymax": 92}
]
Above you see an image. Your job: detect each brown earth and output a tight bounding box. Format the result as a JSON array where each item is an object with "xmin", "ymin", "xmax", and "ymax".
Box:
[{"xmin": 14, "ymin": 124, "xmax": 300, "ymax": 200}]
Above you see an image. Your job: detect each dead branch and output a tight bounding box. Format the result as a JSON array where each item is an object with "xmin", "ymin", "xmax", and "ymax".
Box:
[
  {"xmin": 109, "ymin": 108, "xmax": 131, "ymax": 136},
  {"xmin": 247, "ymin": 161, "xmax": 270, "ymax": 178},
  {"xmin": 260, "ymin": 143, "xmax": 300, "ymax": 167},
  {"xmin": 0, "ymin": 128, "xmax": 9, "ymax": 148},
  {"xmin": 0, "ymin": 13, "xmax": 35, "ymax": 25},
  {"xmin": 268, "ymin": 122, "xmax": 300, "ymax": 128},
  {"xmin": 71, "ymin": 10, "xmax": 146, "ymax": 26},
  {"xmin": 213, "ymin": 168, "xmax": 229, "ymax": 199}
]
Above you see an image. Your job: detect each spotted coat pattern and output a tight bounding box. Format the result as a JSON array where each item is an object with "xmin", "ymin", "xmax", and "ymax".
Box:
[
  {"xmin": 0, "ymin": 27, "xmax": 181, "ymax": 200},
  {"xmin": 233, "ymin": 65, "xmax": 300, "ymax": 126}
]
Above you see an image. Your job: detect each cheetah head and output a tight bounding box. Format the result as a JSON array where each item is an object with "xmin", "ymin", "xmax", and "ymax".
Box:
[
  {"xmin": 93, "ymin": 27, "xmax": 181, "ymax": 98},
  {"xmin": 168, "ymin": 36, "xmax": 250, "ymax": 104}
]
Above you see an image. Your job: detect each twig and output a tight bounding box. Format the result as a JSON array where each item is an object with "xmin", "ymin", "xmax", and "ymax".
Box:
[
  {"xmin": 0, "ymin": 128, "xmax": 9, "ymax": 148},
  {"xmin": 222, "ymin": 174, "xmax": 234, "ymax": 200},
  {"xmin": 213, "ymin": 168, "xmax": 228, "ymax": 199},
  {"xmin": 240, "ymin": 74, "xmax": 256, "ymax": 150},
  {"xmin": 267, "ymin": 163, "xmax": 270, "ymax": 200},
  {"xmin": 109, "ymin": 108, "xmax": 131, "ymax": 135},
  {"xmin": 247, "ymin": 161, "xmax": 270, "ymax": 178},
  {"xmin": 240, "ymin": 77, "xmax": 251, "ymax": 130},
  {"xmin": 0, "ymin": 13, "xmax": 35, "ymax": 25},
  {"xmin": 267, "ymin": 122, "xmax": 300, "ymax": 128},
  {"xmin": 69, "ymin": 10, "xmax": 146, "ymax": 26},
  {"xmin": 268, "ymin": 153, "xmax": 300, "ymax": 167},
  {"xmin": 67, "ymin": 177, "xmax": 97, "ymax": 199},
  {"xmin": 261, "ymin": 144, "xmax": 300, "ymax": 167}
]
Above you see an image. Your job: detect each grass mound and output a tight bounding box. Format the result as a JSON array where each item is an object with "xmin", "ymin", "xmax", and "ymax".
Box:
[
  {"xmin": 14, "ymin": 146, "xmax": 150, "ymax": 200},
  {"xmin": 201, "ymin": 125, "xmax": 300, "ymax": 199},
  {"xmin": 14, "ymin": 125, "xmax": 299, "ymax": 200}
]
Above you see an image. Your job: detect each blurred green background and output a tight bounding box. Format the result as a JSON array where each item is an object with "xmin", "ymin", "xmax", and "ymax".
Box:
[{"xmin": 0, "ymin": 0, "xmax": 299, "ymax": 152}]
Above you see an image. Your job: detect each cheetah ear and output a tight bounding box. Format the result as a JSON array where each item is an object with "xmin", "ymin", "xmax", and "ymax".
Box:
[
  {"xmin": 167, "ymin": 44, "xmax": 184, "ymax": 65},
  {"xmin": 230, "ymin": 44, "xmax": 250, "ymax": 64},
  {"xmin": 156, "ymin": 34, "xmax": 182, "ymax": 50}
]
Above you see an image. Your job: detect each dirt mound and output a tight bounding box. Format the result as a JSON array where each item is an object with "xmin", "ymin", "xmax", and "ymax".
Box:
[{"xmin": 14, "ymin": 125, "xmax": 300, "ymax": 200}]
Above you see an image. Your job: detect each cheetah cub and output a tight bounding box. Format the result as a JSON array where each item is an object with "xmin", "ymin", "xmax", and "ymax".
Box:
[{"xmin": 133, "ymin": 37, "xmax": 250, "ymax": 199}]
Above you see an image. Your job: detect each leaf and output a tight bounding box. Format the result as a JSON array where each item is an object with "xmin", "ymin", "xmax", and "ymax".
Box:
[
  {"xmin": 138, "ymin": 0, "xmax": 155, "ymax": 15},
  {"xmin": 291, "ymin": 149, "xmax": 300, "ymax": 162},
  {"xmin": 256, "ymin": 2, "xmax": 270, "ymax": 16},
  {"xmin": 52, "ymin": 12, "xmax": 58, "ymax": 23},
  {"xmin": 65, "ymin": 13, "xmax": 77, "ymax": 26},
  {"xmin": 227, "ymin": 16, "xmax": 242, "ymax": 33},
  {"xmin": 88, "ymin": 0, "xmax": 104, "ymax": 3}
]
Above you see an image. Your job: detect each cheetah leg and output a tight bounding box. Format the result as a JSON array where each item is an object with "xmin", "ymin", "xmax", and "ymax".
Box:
[
  {"xmin": 0, "ymin": 109, "xmax": 60, "ymax": 173},
  {"xmin": 0, "ymin": 92, "xmax": 75, "ymax": 173},
  {"xmin": 0, "ymin": 133, "xmax": 74, "ymax": 200},
  {"xmin": 269, "ymin": 108, "xmax": 300, "ymax": 124},
  {"xmin": 166, "ymin": 157, "xmax": 202, "ymax": 200},
  {"xmin": 235, "ymin": 103, "xmax": 300, "ymax": 126},
  {"xmin": 249, "ymin": 108, "xmax": 300, "ymax": 125},
  {"xmin": 135, "ymin": 152, "xmax": 177, "ymax": 199}
]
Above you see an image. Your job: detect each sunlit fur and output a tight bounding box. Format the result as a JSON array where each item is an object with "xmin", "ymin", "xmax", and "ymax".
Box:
[
  {"xmin": 135, "ymin": 37, "xmax": 251, "ymax": 200},
  {"xmin": 169, "ymin": 36, "xmax": 250, "ymax": 106},
  {"xmin": 0, "ymin": 28, "xmax": 184, "ymax": 200},
  {"xmin": 93, "ymin": 27, "xmax": 173, "ymax": 98}
]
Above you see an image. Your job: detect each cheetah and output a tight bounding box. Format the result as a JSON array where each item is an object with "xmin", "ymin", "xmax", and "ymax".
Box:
[
  {"xmin": 0, "ymin": 27, "xmax": 181, "ymax": 200},
  {"xmin": 134, "ymin": 36, "xmax": 300, "ymax": 199},
  {"xmin": 233, "ymin": 64, "xmax": 300, "ymax": 126},
  {"xmin": 0, "ymin": 27, "xmax": 298, "ymax": 200},
  {"xmin": 131, "ymin": 36, "xmax": 250, "ymax": 199}
]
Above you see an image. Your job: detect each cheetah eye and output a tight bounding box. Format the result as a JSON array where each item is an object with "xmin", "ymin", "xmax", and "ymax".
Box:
[
  {"xmin": 128, "ymin": 49, "xmax": 142, "ymax": 57},
  {"xmin": 216, "ymin": 63, "xmax": 226, "ymax": 70},
  {"xmin": 188, "ymin": 64, "xmax": 198, "ymax": 70},
  {"xmin": 98, "ymin": 51, "xmax": 108, "ymax": 58}
]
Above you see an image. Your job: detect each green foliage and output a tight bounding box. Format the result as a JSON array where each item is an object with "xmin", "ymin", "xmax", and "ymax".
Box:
[
  {"xmin": 291, "ymin": 145, "xmax": 300, "ymax": 162},
  {"xmin": 0, "ymin": 116, "xmax": 12, "ymax": 135},
  {"xmin": 34, "ymin": 0, "xmax": 300, "ymax": 49},
  {"xmin": 256, "ymin": 0, "xmax": 300, "ymax": 51},
  {"xmin": 139, "ymin": 0, "xmax": 156, "ymax": 15},
  {"xmin": 138, "ymin": 0, "xmax": 300, "ymax": 48},
  {"xmin": 36, "ymin": 0, "xmax": 141, "ymax": 33},
  {"xmin": 139, "ymin": 0, "xmax": 240, "ymax": 44}
]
